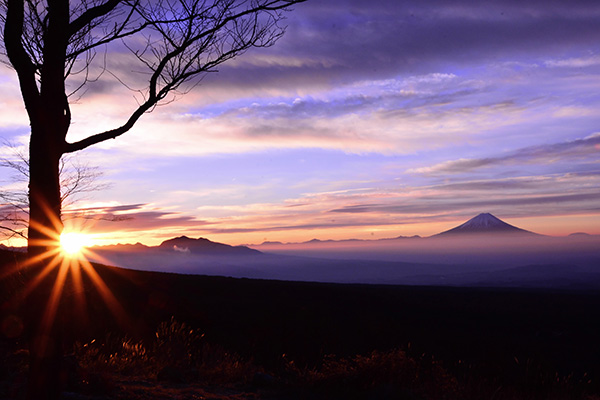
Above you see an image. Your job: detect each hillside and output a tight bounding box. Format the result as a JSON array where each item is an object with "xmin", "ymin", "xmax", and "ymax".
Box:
[{"xmin": 1, "ymin": 248, "xmax": 600, "ymax": 399}]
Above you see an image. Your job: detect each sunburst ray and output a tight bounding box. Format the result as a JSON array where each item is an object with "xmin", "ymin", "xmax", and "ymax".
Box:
[{"xmin": 17, "ymin": 205, "xmax": 132, "ymax": 349}]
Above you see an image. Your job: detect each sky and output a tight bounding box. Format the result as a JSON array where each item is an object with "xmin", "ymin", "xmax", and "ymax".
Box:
[{"xmin": 1, "ymin": 0, "xmax": 600, "ymax": 246}]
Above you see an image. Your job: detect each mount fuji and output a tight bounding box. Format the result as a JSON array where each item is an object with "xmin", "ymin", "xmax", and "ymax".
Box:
[{"xmin": 434, "ymin": 213, "xmax": 538, "ymax": 236}]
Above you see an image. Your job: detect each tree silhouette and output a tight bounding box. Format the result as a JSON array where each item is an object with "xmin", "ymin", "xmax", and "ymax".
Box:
[{"xmin": 0, "ymin": 1, "xmax": 304, "ymax": 398}]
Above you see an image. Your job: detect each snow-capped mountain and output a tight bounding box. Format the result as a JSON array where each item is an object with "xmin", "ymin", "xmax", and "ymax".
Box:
[{"xmin": 435, "ymin": 213, "xmax": 537, "ymax": 236}]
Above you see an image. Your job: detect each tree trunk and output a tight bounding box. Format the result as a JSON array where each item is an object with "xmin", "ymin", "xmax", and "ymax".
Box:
[
  {"xmin": 27, "ymin": 133, "xmax": 63, "ymax": 257},
  {"xmin": 25, "ymin": 125, "xmax": 65, "ymax": 400}
]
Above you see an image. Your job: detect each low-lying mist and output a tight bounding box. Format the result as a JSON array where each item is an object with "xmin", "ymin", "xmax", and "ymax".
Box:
[
  {"xmin": 253, "ymin": 234, "xmax": 600, "ymax": 267},
  {"xmin": 88, "ymin": 233, "xmax": 600, "ymax": 289}
]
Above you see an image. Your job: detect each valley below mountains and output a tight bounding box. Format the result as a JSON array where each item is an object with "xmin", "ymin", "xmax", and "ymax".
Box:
[{"xmin": 88, "ymin": 214, "xmax": 600, "ymax": 290}]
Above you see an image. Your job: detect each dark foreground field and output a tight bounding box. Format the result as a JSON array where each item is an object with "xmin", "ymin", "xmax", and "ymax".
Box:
[{"xmin": 1, "ymin": 249, "xmax": 600, "ymax": 399}]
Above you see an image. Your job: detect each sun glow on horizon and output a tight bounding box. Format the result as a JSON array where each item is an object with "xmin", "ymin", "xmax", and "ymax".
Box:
[{"xmin": 60, "ymin": 231, "xmax": 92, "ymax": 256}]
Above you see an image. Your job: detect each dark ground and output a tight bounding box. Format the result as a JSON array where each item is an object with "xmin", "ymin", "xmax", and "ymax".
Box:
[{"xmin": 1, "ymin": 249, "xmax": 600, "ymax": 399}]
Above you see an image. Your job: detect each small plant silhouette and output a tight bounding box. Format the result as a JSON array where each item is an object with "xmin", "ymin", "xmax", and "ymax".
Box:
[{"xmin": 153, "ymin": 316, "xmax": 203, "ymax": 369}]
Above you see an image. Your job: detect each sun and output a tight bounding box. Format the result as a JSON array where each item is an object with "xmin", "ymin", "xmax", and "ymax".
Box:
[{"xmin": 60, "ymin": 231, "xmax": 91, "ymax": 256}]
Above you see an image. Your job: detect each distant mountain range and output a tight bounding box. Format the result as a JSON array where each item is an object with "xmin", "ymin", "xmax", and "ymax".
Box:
[
  {"xmin": 256, "ymin": 213, "xmax": 541, "ymax": 246},
  {"xmin": 0, "ymin": 213, "xmax": 577, "ymax": 256},
  {"xmin": 77, "ymin": 213, "xmax": 599, "ymax": 288},
  {"xmin": 87, "ymin": 212, "xmax": 594, "ymax": 259},
  {"xmin": 96, "ymin": 213, "xmax": 540, "ymax": 255},
  {"xmin": 1, "ymin": 213, "xmax": 598, "ymax": 288}
]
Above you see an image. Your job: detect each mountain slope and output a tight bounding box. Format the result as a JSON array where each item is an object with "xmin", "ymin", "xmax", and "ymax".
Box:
[
  {"xmin": 158, "ymin": 236, "xmax": 260, "ymax": 255},
  {"xmin": 435, "ymin": 213, "xmax": 537, "ymax": 236}
]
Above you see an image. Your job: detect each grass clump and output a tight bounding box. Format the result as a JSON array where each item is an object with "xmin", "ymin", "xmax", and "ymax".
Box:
[{"xmin": 287, "ymin": 349, "xmax": 459, "ymax": 400}]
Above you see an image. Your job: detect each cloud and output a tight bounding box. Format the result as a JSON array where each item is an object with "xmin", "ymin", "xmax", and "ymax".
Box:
[
  {"xmin": 75, "ymin": 76, "xmax": 538, "ymax": 158},
  {"xmin": 196, "ymin": 220, "xmax": 404, "ymax": 235},
  {"xmin": 66, "ymin": 203, "xmax": 146, "ymax": 213},
  {"xmin": 58, "ymin": 46, "xmax": 599, "ymax": 161},
  {"xmin": 545, "ymin": 55, "xmax": 600, "ymax": 68},
  {"xmin": 6, "ymin": 0, "xmax": 596, "ymax": 162},
  {"xmin": 203, "ymin": 0, "xmax": 600, "ymax": 92},
  {"xmin": 409, "ymin": 158, "xmax": 495, "ymax": 175},
  {"xmin": 56, "ymin": 0, "xmax": 600, "ymax": 107},
  {"xmin": 173, "ymin": 245, "xmax": 190, "ymax": 253},
  {"xmin": 329, "ymin": 192, "xmax": 600, "ymax": 216},
  {"xmin": 409, "ymin": 134, "xmax": 600, "ymax": 175},
  {"xmin": 63, "ymin": 203, "xmax": 208, "ymax": 235}
]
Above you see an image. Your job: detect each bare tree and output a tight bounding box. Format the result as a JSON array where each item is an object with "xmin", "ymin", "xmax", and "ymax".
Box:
[{"xmin": 0, "ymin": 1, "xmax": 305, "ymax": 398}]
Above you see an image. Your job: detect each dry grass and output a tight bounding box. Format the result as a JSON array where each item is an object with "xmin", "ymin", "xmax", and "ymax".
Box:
[
  {"xmin": 74, "ymin": 317, "xmax": 258, "ymax": 390},
  {"xmin": 1, "ymin": 316, "xmax": 597, "ymax": 400}
]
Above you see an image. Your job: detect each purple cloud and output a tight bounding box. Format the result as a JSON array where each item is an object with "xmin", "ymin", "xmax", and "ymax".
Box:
[
  {"xmin": 204, "ymin": 0, "xmax": 600, "ymax": 91},
  {"xmin": 410, "ymin": 134, "xmax": 600, "ymax": 175}
]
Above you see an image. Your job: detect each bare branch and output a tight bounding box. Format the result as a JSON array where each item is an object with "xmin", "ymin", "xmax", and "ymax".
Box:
[
  {"xmin": 64, "ymin": 98, "xmax": 154, "ymax": 152},
  {"xmin": 0, "ymin": 223, "xmax": 28, "ymax": 240},
  {"xmin": 3, "ymin": 0, "xmax": 41, "ymax": 112},
  {"xmin": 63, "ymin": 0, "xmax": 305, "ymax": 151},
  {"xmin": 68, "ymin": 0, "xmax": 122, "ymax": 36}
]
